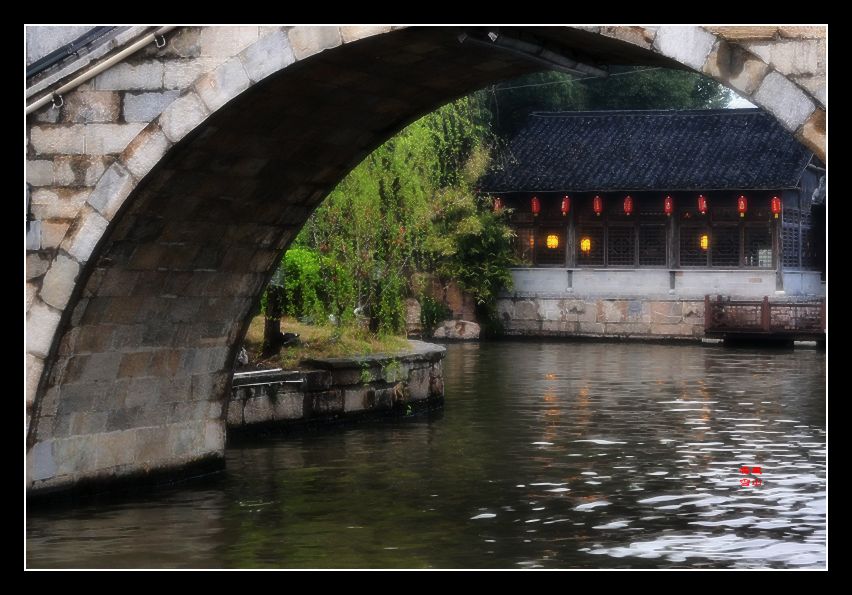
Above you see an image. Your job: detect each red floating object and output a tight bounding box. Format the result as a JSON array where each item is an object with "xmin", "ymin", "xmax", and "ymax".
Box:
[
  {"xmin": 531, "ymin": 196, "xmax": 541, "ymax": 216},
  {"xmin": 738, "ymin": 195, "xmax": 748, "ymax": 218},
  {"xmin": 561, "ymin": 195, "xmax": 571, "ymax": 217},
  {"xmin": 623, "ymin": 195, "xmax": 633, "ymax": 216},
  {"xmin": 493, "ymin": 197, "xmax": 503, "ymax": 212},
  {"xmin": 664, "ymin": 195, "xmax": 674, "ymax": 217},
  {"xmin": 771, "ymin": 196, "xmax": 781, "ymax": 219},
  {"xmin": 697, "ymin": 194, "xmax": 708, "ymax": 215},
  {"xmin": 593, "ymin": 195, "xmax": 603, "ymax": 216}
]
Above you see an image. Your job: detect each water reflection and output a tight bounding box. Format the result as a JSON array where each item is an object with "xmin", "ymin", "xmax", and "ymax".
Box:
[{"xmin": 27, "ymin": 342, "xmax": 826, "ymax": 568}]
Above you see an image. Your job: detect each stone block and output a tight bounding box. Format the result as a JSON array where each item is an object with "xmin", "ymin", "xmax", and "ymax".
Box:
[
  {"xmin": 123, "ymin": 90, "xmax": 180, "ymax": 122},
  {"xmin": 702, "ymin": 41, "xmax": 769, "ymax": 96},
  {"xmin": 93, "ymin": 61, "xmax": 164, "ymax": 91},
  {"xmin": 514, "ymin": 299, "xmax": 539, "ymax": 320},
  {"xmin": 26, "ymin": 253, "xmax": 49, "ymax": 281},
  {"xmin": 159, "ymin": 92, "xmax": 209, "ymax": 142},
  {"xmin": 227, "ymin": 399, "xmax": 243, "ymax": 426},
  {"xmin": 84, "ymin": 123, "xmax": 146, "ymax": 155},
  {"xmin": 26, "ymin": 353, "xmax": 44, "ymax": 409},
  {"xmin": 40, "ymin": 253, "xmax": 80, "ymax": 310},
  {"xmin": 30, "ymin": 439, "xmax": 56, "ymax": 482},
  {"xmin": 242, "ymin": 395, "xmax": 273, "ymax": 424},
  {"xmin": 118, "ymin": 351, "xmax": 152, "ymax": 378},
  {"xmin": 605, "ymin": 322, "xmax": 652, "ymax": 336},
  {"xmin": 340, "ymin": 26, "xmax": 391, "ymax": 43},
  {"xmin": 30, "ymin": 125, "xmax": 85, "ymax": 155},
  {"xmin": 577, "ymin": 322, "xmax": 605, "ymax": 335},
  {"xmin": 796, "ymin": 109, "xmax": 825, "ymax": 161},
  {"xmin": 194, "ymin": 57, "xmax": 251, "ymax": 112},
  {"xmin": 239, "ymin": 29, "xmax": 295, "ymax": 83},
  {"xmin": 599, "ymin": 26, "xmax": 655, "ymax": 49},
  {"xmin": 271, "ymin": 392, "xmax": 304, "ymax": 420},
  {"xmin": 61, "ymin": 90, "xmax": 120, "ymax": 123},
  {"xmin": 26, "ymin": 160, "xmax": 53, "ymax": 186},
  {"xmin": 650, "ymin": 301, "xmax": 683, "ymax": 324},
  {"xmin": 753, "ymin": 70, "xmax": 815, "ymax": 132},
  {"xmin": 311, "ymin": 390, "xmax": 344, "ymax": 416},
  {"xmin": 432, "ymin": 320, "xmax": 480, "ymax": 340},
  {"xmin": 27, "ymin": 299, "xmax": 61, "ymax": 358},
  {"xmin": 199, "ymin": 26, "xmax": 258, "ymax": 57},
  {"xmin": 792, "ymin": 75, "xmax": 826, "ymax": 107},
  {"xmin": 66, "ymin": 209, "xmax": 109, "ymax": 263},
  {"xmin": 123, "ymin": 126, "xmax": 171, "ymax": 179},
  {"xmin": 288, "ymin": 26, "xmax": 341, "ymax": 60},
  {"xmin": 162, "ymin": 57, "xmax": 222, "ymax": 89},
  {"xmin": 653, "ymin": 26, "xmax": 717, "ymax": 70},
  {"xmin": 745, "ymin": 39, "xmax": 825, "ymax": 76},
  {"xmin": 86, "ymin": 162, "xmax": 134, "ymax": 219},
  {"xmin": 597, "ymin": 300, "xmax": 627, "ymax": 323},
  {"xmin": 53, "ymin": 155, "xmax": 110, "ymax": 187}
]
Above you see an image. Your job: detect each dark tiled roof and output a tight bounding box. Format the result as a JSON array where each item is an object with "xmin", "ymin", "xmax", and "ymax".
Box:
[{"xmin": 481, "ymin": 109, "xmax": 812, "ymax": 192}]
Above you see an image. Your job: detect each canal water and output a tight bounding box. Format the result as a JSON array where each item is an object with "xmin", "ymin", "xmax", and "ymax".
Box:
[{"xmin": 26, "ymin": 342, "xmax": 826, "ymax": 569}]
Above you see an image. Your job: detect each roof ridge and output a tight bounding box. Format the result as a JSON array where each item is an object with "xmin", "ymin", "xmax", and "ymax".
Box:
[{"xmin": 530, "ymin": 108, "xmax": 763, "ymax": 118}]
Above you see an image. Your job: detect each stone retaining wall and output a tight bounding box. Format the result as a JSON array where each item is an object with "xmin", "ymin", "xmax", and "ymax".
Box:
[
  {"xmin": 227, "ymin": 340, "xmax": 445, "ymax": 429},
  {"xmin": 497, "ymin": 297, "xmax": 706, "ymax": 340}
]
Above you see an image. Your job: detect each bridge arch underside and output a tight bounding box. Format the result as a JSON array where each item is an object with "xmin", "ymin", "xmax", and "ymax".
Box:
[{"xmin": 26, "ymin": 27, "xmax": 821, "ymax": 493}]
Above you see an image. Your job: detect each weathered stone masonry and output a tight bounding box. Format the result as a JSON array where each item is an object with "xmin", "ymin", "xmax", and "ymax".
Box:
[
  {"xmin": 228, "ymin": 341, "xmax": 445, "ymax": 430},
  {"xmin": 25, "ymin": 26, "xmax": 826, "ymax": 494}
]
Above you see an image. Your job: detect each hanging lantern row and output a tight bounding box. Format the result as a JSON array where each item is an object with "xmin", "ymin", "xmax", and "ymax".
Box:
[{"xmin": 493, "ymin": 194, "xmax": 781, "ymax": 218}]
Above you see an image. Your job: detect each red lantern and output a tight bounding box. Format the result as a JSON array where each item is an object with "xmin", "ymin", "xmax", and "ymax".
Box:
[
  {"xmin": 738, "ymin": 195, "xmax": 747, "ymax": 218},
  {"xmin": 623, "ymin": 195, "xmax": 633, "ymax": 216},
  {"xmin": 697, "ymin": 194, "xmax": 708, "ymax": 215},
  {"xmin": 531, "ymin": 196, "xmax": 541, "ymax": 216},
  {"xmin": 493, "ymin": 197, "xmax": 503, "ymax": 212},
  {"xmin": 593, "ymin": 195, "xmax": 603, "ymax": 216},
  {"xmin": 771, "ymin": 196, "xmax": 781, "ymax": 219},
  {"xmin": 561, "ymin": 195, "xmax": 571, "ymax": 217},
  {"xmin": 664, "ymin": 195, "xmax": 674, "ymax": 217}
]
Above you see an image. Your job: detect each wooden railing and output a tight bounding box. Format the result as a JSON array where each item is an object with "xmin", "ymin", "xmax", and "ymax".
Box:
[{"xmin": 704, "ymin": 295, "xmax": 825, "ymax": 337}]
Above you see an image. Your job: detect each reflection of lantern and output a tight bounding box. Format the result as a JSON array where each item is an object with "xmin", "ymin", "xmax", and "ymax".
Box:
[
  {"xmin": 593, "ymin": 195, "xmax": 603, "ymax": 216},
  {"xmin": 546, "ymin": 234, "xmax": 559, "ymax": 249},
  {"xmin": 771, "ymin": 196, "xmax": 781, "ymax": 219},
  {"xmin": 664, "ymin": 195, "xmax": 674, "ymax": 216},
  {"xmin": 697, "ymin": 194, "xmax": 708, "ymax": 215},
  {"xmin": 531, "ymin": 196, "xmax": 541, "ymax": 216},
  {"xmin": 623, "ymin": 195, "xmax": 633, "ymax": 216},
  {"xmin": 493, "ymin": 197, "xmax": 503, "ymax": 212},
  {"xmin": 738, "ymin": 195, "xmax": 747, "ymax": 218},
  {"xmin": 561, "ymin": 195, "xmax": 571, "ymax": 216},
  {"xmin": 700, "ymin": 234, "xmax": 709, "ymax": 251},
  {"xmin": 580, "ymin": 237, "xmax": 592, "ymax": 253}
]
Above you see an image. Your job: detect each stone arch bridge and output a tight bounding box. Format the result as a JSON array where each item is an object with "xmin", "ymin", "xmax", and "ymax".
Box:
[{"xmin": 25, "ymin": 25, "xmax": 826, "ymax": 493}]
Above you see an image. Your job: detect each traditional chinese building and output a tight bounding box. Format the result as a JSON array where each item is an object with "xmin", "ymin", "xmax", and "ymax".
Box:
[{"xmin": 481, "ymin": 109, "xmax": 825, "ymax": 339}]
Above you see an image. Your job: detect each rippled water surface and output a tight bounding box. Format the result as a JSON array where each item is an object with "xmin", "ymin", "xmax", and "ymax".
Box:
[{"xmin": 27, "ymin": 342, "xmax": 826, "ymax": 568}]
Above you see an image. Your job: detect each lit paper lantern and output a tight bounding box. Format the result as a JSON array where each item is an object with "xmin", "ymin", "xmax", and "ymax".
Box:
[
  {"xmin": 738, "ymin": 195, "xmax": 748, "ymax": 218},
  {"xmin": 493, "ymin": 197, "xmax": 503, "ymax": 212},
  {"xmin": 546, "ymin": 234, "xmax": 559, "ymax": 249},
  {"xmin": 531, "ymin": 196, "xmax": 541, "ymax": 216},
  {"xmin": 771, "ymin": 196, "xmax": 781, "ymax": 219},
  {"xmin": 664, "ymin": 195, "xmax": 674, "ymax": 217},
  {"xmin": 700, "ymin": 234, "xmax": 709, "ymax": 251},
  {"xmin": 697, "ymin": 194, "xmax": 708, "ymax": 215},
  {"xmin": 593, "ymin": 195, "xmax": 603, "ymax": 216},
  {"xmin": 623, "ymin": 195, "xmax": 633, "ymax": 216},
  {"xmin": 580, "ymin": 237, "xmax": 591, "ymax": 253},
  {"xmin": 561, "ymin": 195, "xmax": 570, "ymax": 217}
]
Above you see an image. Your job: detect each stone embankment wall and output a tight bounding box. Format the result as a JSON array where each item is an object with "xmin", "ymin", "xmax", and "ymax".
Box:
[{"xmin": 228, "ymin": 341, "xmax": 445, "ymax": 429}]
